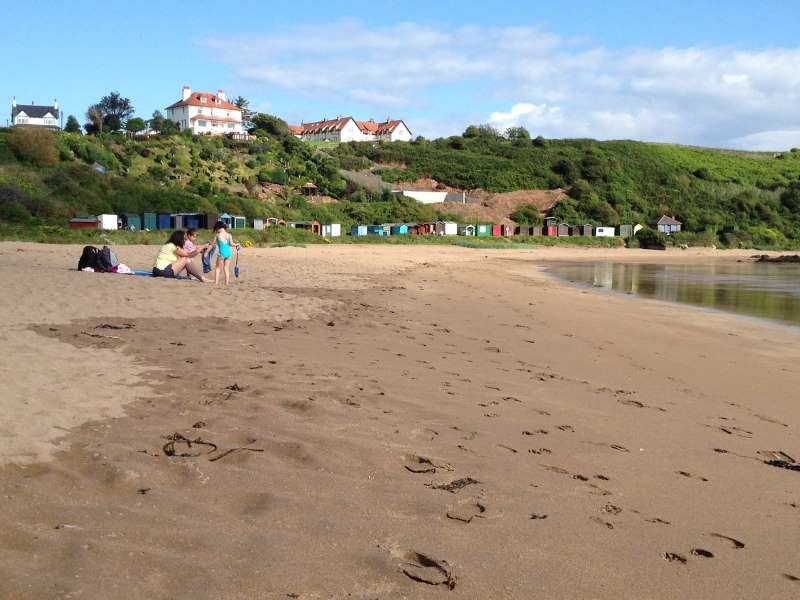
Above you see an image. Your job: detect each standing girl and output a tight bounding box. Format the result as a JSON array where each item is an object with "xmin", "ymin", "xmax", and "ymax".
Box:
[{"xmin": 211, "ymin": 221, "xmax": 239, "ymax": 285}]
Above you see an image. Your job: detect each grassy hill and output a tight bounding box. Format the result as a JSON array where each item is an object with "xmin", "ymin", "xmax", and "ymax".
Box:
[
  {"xmin": 2, "ymin": 120, "xmax": 800, "ymax": 249},
  {"xmin": 334, "ymin": 134, "xmax": 800, "ymax": 248}
]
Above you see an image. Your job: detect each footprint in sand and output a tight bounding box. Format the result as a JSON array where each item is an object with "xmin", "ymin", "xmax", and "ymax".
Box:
[
  {"xmin": 447, "ymin": 501, "xmax": 486, "ymax": 523},
  {"xmin": 398, "ymin": 551, "xmax": 456, "ymax": 589},
  {"xmin": 709, "ymin": 533, "xmax": 745, "ymax": 549},
  {"xmin": 590, "ymin": 516, "xmax": 614, "ymax": 529},
  {"xmin": 645, "ymin": 517, "xmax": 671, "ymax": 525},
  {"xmin": 677, "ymin": 471, "xmax": 709, "ymax": 482},
  {"xmin": 529, "ymin": 513, "xmax": 548, "ymax": 520},
  {"xmin": 427, "ymin": 477, "xmax": 480, "ymax": 493},
  {"xmin": 528, "ymin": 448, "xmax": 552, "ymax": 455},
  {"xmin": 602, "ymin": 504, "xmax": 622, "ymax": 515},
  {"xmin": 557, "ymin": 425, "xmax": 574, "ymax": 432},
  {"xmin": 783, "ymin": 574, "xmax": 800, "ymax": 582},
  {"xmin": 404, "ymin": 454, "xmax": 454, "ymax": 474},
  {"xmin": 610, "ymin": 444, "xmax": 629, "ymax": 453},
  {"xmin": 691, "ymin": 548, "xmax": 714, "ymax": 558},
  {"xmin": 664, "ymin": 552, "xmax": 687, "ymax": 564},
  {"xmin": 497, "ymin": 444, "xmax": 518, "ymax": 454}
]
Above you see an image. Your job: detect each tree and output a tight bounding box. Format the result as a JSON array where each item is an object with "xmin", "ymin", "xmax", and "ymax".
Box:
[
  {"xmin": 234, "ymin": 96, "xmax": 254, "ymax": 129},
  {"xmin": 505, "ymin": 126, "xmax": 530, "ymax": 140},
  {"xmin": 126, "ymin": 117, "xmax": 146, "ymax": 134},
  {"xmin": 84, "ymin": 91, "xmax": 134, "ymax": 133},
  {"xmin": 149, "ymin": 110, "xmax": 165, "ymax": 132},
  {"xmin": 463, "ymin": 124, "xmax": 500, "ymax": 138},
  {"xmin": 509, "ymin": 204, "xmax": 543, "ymax": 225},
  {"xmin": 64, "ymin": 115, "xmax": 81, "ymax": 133},
  {"xmin": 250, "ymin": 113, "xmax": 290, "ymax": 137},
  {"xmin": 84, "ymin": 105, "xmax": 104, "ymax": 134},
  {"xmin": 160, "ymin": 118, "xmax": 178, "ymax": 135}
]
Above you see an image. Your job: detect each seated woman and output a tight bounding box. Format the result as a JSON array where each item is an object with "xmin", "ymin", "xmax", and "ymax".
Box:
[{"xmin": 152, "ymin": 230, "xmax": 208, "ymax": 281}]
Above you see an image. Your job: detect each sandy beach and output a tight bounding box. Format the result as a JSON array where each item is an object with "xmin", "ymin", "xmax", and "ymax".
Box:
[{"xmin": 1, "ymin": 242, "xmax": 798, "ymax": 599}]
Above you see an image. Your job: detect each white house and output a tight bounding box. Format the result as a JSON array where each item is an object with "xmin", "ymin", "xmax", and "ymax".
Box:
[
  {"xmin": 288, "ymin": 117, "xmax": 412, "ymax": 142},
  {"xmin": 11, "ymin": 97, "xmax": 60, "ymax": 129},
  {"xmin": 165, "ymin": 86, "xmax": 244, "ymax": 135}
]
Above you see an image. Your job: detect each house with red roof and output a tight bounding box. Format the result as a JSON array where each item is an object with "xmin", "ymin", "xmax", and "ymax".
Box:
[
  {"xmin": 165, "ymin": 86, "xmax": 244, "ymax": 136},
  {"xmin": 288, "ymin": 117, "xmax": 411, "ymax": 143}
]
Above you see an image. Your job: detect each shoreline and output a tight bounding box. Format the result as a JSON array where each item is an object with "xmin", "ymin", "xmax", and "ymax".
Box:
[{"xmin": 1, "ymin": 243, "xmax": 799, "ymax": 599}]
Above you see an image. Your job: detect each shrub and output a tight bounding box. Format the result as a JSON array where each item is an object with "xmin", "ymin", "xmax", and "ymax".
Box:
[
  {"xmin": 635, "ymin": 227, "xmax": 667, "ymax": 250},
  {"xmin": 8, "ymin": 128, "xmax": 58, "ymax": 166}
]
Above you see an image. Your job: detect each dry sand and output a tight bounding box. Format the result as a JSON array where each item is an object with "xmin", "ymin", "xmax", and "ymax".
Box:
[{"xmin": 0, "ymin": 242, "xmax": 798, "ymax": 599}]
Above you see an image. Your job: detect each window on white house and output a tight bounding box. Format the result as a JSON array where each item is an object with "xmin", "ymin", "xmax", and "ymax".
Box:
[
  {"xmin": 16, "ymin": 116, "xmax": 29, "ymax": 124},
  {"xmin": 198, "ymin": 120, "xmax": 208, "ymax": 127},
  {"xmin": 228, "ymin": 124, "xmax": 234, "ymax": 129},
  {"xmin": 200, "ymin": 97, "xmax": 207, "ymax": 103}
]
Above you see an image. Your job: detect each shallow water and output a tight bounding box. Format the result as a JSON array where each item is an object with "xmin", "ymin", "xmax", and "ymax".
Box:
[{"xmin": 546, "ymin": 260, "xmax": 800, "ymax": 326}]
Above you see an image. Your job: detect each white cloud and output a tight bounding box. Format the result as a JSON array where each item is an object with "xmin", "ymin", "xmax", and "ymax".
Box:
[
  {"xmin": 201, "ymin": 21, "xmax": 800, "ymax": 148},
  {"xmin": 727, "ymin": 130, "xmax": 800, "ymax": 151}
]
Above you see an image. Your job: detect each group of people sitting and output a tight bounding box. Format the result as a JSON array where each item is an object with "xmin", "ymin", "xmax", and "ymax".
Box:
[{"xmin": 153, "ymin": 220, "xmax": 239, "ymax": 285}]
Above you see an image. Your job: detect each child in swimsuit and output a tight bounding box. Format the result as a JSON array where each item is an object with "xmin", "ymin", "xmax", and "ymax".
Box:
[{"xmin": 211, "ymin": 221, "xmax": 239, "ymax": 285}]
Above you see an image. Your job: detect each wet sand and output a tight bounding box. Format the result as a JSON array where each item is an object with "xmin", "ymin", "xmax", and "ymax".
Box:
[{"xmin": 1, "ymin": 242, "xmax": 799, "ymax": 599}]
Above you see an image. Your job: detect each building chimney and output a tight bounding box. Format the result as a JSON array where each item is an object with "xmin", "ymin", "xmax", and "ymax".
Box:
[
  {"xmin": 11, "ymin": 97, "xmax": 16, "ymax": 108},
  {"xmin": 54, "ymin": 98, "xmax": 59, "ymax": 110},
  {"xmin": 217, "ymin": 89, "xmax": 226, "ymax": 101},
  {"xmin": 182, "ymin": 85, "xmax": 191, "ymax": 101}
]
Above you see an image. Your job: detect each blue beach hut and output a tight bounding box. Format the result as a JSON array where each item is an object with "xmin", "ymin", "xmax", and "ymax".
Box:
[
  {"xmin": 156, "ymin": 213, "xmax": 172, "ymax": 230},
  {"xmin": 351, "ymin": 225, "xmax": 368, "ymax": 236},
  {"xmin": 390, "ymin": 224, "xmax": 409, "ymax": 235}
]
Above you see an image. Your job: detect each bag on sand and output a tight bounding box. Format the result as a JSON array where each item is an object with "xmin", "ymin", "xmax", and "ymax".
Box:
[
  {"xmin": 78, "ymin": 246, "xmax": 101, "ymax": 271},
  {"xmin": 99, "ymin": 246, "xmax": 119, "ymax": 272}
]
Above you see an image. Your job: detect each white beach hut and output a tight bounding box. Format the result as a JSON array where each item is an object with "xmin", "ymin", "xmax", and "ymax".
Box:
[
  {"xmin": 321, "ymin": 223, "xmax": 341, "ymax": 237},
  {"xmin": 98, "ymin": 214, "xmax": 118, "ymax": 231},
  {"xmin": 595, "ymin": 227, "xmax": 616, "ymax": 237}
]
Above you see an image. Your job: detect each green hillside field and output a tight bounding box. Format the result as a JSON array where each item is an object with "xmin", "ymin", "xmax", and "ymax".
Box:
[{"xmin": 2, "ymin": 118, "xmax": 799, "ymax": 249}]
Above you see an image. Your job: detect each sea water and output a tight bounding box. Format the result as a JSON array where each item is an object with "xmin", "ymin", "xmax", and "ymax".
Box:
[{"xmin": 546, "ymin": 261, "xmax": 800, "ymax": 326}]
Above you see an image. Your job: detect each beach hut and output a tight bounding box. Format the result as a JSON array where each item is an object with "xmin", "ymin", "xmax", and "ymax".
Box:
[
  {"xmin": 434, "ymin": 221, "xmax": 458, "ymax": 236},
  {"xmin": 351, "ymin": 225, "xmax": 368, "ymax": 236},
  {"xmin": 266, "ymin": 217, "xmax": 286, "ymax": 227},
  {"xmin": 172, "ymin": 214, "xmax": 185, "ymax": 230},
  {"xmin": 321, "ymin": 223, "xmax": 341, "ymax": 237},
  {"xmin": 458, "ymin": 224, "xmax": 476, "ymax": 236},
  {"xmin": 501, "ymin": 224, "xmax": 514, "ymax": 236},
  {"xmin": 557, "ymin": 223, "xmax": 570, "ymax": 237},
  {"xmin": 68, "ymin": 216, "xmax": 99, "ymax": 230},
  {"xmin": 204, "ymin": 213, "xmax": 220, "ymax": 229},
  {"xmin": 515, "ymin": 225, "xmax": 531, "ymax": 236},
  {"xmin": 475, "ymin": 223, "xmax": 491, "ymax": 237},
  {"xmin": 122, "ymin": 213, "xmax": 141, "ymax": 231},
  {"xmin": 233, "ymin": 215, "xmax": 247, "ymax": 229},
  {"xmin": 184, "ymin": 214, "xmax": 202, "ymax": 230},
  {"xmin": 569, "ymin": 225, "xmax": 583, "ymax": 237},
  {"xmin": 595, "ymin": 227, "xmax": 615, "ymax": 237},
  {"xmin": 617, "ymin": 224, "xmax": 633, "ymax": 238},
  {"xmin": 581, "ymin": 224, "xmax": 594, "ymax": 236},
  {"xmin": 219, "ymin": 213, "xmax": 233, "ymax": 228},
  {"xmin": 142, "ymin": 212, "xmax": 157, "ymax": 231},
  {"xmin": 253, "ymin": 218, "xmax": 265, "ymax": 230},
  {"xmin": 156, "ymin": 213, "xmax": 172, "ymax": 230},
  {"xmin": 390, "ymin": 224, "xmax": 409, "ymax": 235},
  {"xmin": 530, "ymin": 226, "xmax": 543, "ymax": 237},
  {"xmin": 367, "ymin": 225, "xmax": 388, "ymax": 236},
  {"xmin": 98, "ymin": 214, "xmax": 118, "ymax": 231},
  {"xmin": 490, "ymin": 224, "xmax": 502, "ymax": 237},
  {"xmin": 543, "ymin": 217, "xmax": 558, "ymax": 237}
]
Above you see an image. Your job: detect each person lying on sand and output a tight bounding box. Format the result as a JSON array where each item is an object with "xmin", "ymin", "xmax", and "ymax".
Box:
[{"xmin": 152, "ymin": 230, "xmax": 209, "ymax": 281}]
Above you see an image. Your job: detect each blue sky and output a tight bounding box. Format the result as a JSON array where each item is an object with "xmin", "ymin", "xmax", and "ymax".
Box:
[{"xmin": 3, "ymin": 0, "xmax": 800, "ymax": 149}]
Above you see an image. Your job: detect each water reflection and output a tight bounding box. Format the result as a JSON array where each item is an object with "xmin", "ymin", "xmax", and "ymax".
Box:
[{"xmin": 547, "ymin": 261, "xmax": 800, "ymax": 326}]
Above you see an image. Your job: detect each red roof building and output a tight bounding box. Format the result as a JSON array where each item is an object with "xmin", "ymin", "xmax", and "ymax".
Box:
[{"xmin": 165, "ymin": 86, "xmax": 244, "ymax": 136}]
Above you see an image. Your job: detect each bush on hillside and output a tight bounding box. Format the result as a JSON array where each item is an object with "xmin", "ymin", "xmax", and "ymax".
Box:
[
  {"xmin": 509, "ymin": 204, "xmax": 544, "ymax": 225},
  {"xmin": 8, "ymin": 128, "xmax": 58, "ymax": 166}
]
